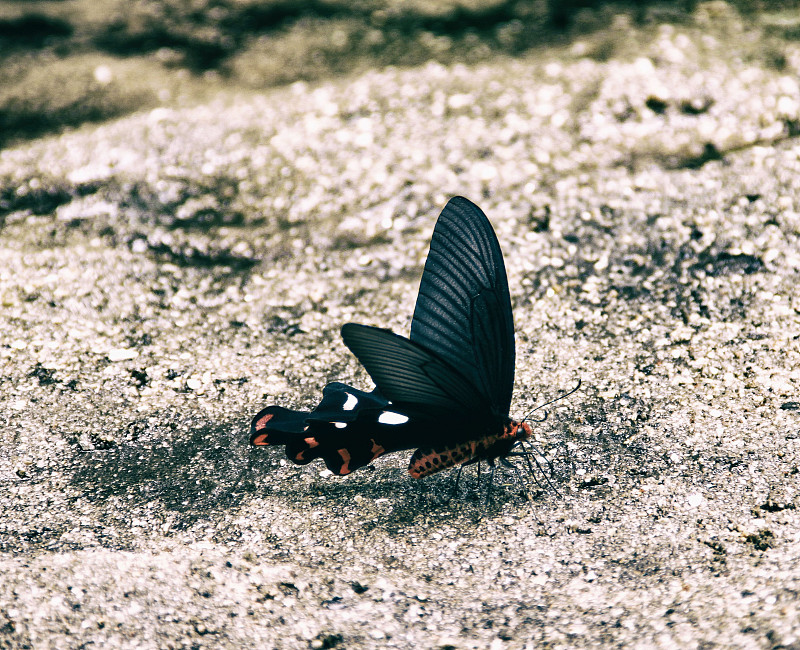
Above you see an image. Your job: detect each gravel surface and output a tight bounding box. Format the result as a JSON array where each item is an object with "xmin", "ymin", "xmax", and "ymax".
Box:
[{"xmin": 1, "ymin": 5, "xmax": 799, "ymax": 649}]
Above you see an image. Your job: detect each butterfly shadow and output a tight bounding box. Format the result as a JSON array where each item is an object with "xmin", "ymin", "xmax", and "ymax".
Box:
[
  {"xmin": 68, "ymin": 413, "xmax": 261, "ymax": 544},
  {"xmin": 65, "ymin": 414, "xmax": 561, "ymax": 551},
  {"xmin": 248, "ymin": 453, "xmax": 556, "ymax": 531}
]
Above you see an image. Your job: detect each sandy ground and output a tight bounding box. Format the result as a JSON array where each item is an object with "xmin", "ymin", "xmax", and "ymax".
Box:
[{"xmin": 1, "ymin": 5, "xmax": 799, "ymax": 649}]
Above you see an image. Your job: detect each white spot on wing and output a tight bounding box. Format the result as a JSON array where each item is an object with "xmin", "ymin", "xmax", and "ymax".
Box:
[
  {"xmin": 378, "ymin": 411, "xmax": 409, "ymax": 425},
  {"xmin": 342, "ymin": 392, "xmax": 358, "ymax": 411}
]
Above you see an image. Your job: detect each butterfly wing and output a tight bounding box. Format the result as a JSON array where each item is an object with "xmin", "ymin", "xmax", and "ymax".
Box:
[
  {"xmin": 340, "ymin": 323, "xmax": 492, "ymax": 428},
  {"xmin": 251, "ymin": 382, "xmax": 387, "ymax": 443},
  {"xmin": 251, "ymin": 197, "xmax": 517, "ymax": 478},
  {"xmin": 409, "ymin": 196, "xmax": 515, "ymax": 416},
  {"xmin": 251, "ymin": 381, "xmax": 445, "ymax": 475}
]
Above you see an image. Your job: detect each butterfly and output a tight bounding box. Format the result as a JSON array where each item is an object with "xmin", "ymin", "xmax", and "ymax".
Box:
[{"xmin": 251, "ymin": 196, "xmax": 548, "ymax": 479}]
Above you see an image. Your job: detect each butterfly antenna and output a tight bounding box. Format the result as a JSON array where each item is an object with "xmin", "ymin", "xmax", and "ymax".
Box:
[{"xmin": 522, "ymin": 378, "xmax": 582, "ymax": 424}]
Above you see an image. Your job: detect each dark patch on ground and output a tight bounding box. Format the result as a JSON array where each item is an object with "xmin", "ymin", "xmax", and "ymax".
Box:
[
  {"xmin": 0, "ymin": 175, "xmax": 260, "ymax": 270},
  {"xmin": 145, "ymin": 239, "xmax": 259, "ymax": 270},
  {"xmin": 0, "ymin": 183, "xmax": 74, "ymax": 218},
  {"xmin": 690, "ymin": 250, "xmax": 764, "ymax": 277},
  {"xmin": 119, "ymin": 179, "xmax": 246, "ymax": 230},
  {"xmin": 760, "ymin": 498, "xmax": 796, "ymax": 512},
  {"xmin": 680, "ymin": 96, "xmax": 714, "ymax": 115},
  {"xmin": 675, "ymin": 142, "xmax": 725, "ymax": 169},
  {"xmin": 68, "ymin": 414, "xmax": 254, "ymax": 535},
  {"xmin": 0, "ymin": 0, "xmax": 737, "ymax": 148},
  {"xmin": 312, "ymin": 632, "xmax": 345, "ymax": 648},
  {"xmin": 30, "ymin": 363, "xmax": 59, "ymax": 386},
  {"xmin": 0, "ymin": 86, "xmax": 153, "ymax": 151},
  {"xmin": 645, "ymin": 95, "xmax": 668, "ymax": 115},
  {"xmin": 92, "ymin": 0, "xmax": 553, "ymax": 70},
  {"xmin": 744, "ymin": 528, "xmax": 774, "ymax": 551},
  {"xmin": 0, "ymin": 13, "xmax": 73, "ymax": 51}
]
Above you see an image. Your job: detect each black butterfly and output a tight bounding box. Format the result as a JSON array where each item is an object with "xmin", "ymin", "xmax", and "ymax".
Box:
[{"xmin": 252, "ymin": 196, "xmax": 543, "ymax": 479}]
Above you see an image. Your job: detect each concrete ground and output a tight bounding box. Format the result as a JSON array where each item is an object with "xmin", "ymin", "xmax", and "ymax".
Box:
[{"xmin": 1, "ymin": 3, "xmax": 799, "ymax": 648}]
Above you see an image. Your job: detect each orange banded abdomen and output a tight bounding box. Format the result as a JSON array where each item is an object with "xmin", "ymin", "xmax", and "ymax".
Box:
[{"xmin": 408, "ymin": 420, "xmax": 531, "ymax": 478}]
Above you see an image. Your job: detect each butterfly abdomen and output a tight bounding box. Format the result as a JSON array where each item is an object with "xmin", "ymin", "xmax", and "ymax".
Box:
[
  {"xmin": 408, "ymin": 440, "xmax": 480, "ymax": 478},
  {"xmin": 407, "ymin": 420, "xmax": 532, "ymax": 478}
]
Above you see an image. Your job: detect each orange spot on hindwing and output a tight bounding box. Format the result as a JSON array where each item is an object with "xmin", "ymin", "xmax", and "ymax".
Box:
[
  {"xmin": 337, "ymin": 448, "xmax": 352, "ymax": 475},
  {"xmin": 251, "ymin": 413, "xmax": 275, "ymax": 445},
  {"xmin": 254, "ymin": 413, "xmax": 274, "ymax": 431},
  {"xmin": 291, "ymin": 436, "xmax": 321, "ymax": 462},
  {"xmin": 369, "ymin": 439, "xmax": 386, "ymax": 461}
]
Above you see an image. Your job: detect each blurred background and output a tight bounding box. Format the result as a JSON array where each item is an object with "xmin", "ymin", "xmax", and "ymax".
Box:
[{"xmin": 1, "ymin": 0, "xmax": 795, "ymax": 150}]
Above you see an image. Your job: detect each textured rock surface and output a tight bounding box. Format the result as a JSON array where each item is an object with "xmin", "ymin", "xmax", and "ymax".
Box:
[{"xmin": 1, "ymin": 5, "xmax": 799, "ymax": 648}]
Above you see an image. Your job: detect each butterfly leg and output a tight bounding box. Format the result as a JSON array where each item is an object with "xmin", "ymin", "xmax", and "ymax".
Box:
[
  {"xmin": 507, "ymin": 442, "xmax": 562, "ymax": 497},
  {"xmin": 499, "ymin": 457, "xmax": 532, "ymax": 502},
  {"xmin": 525, "ymin": 439, "xmax": 560, "ymax": 484},
  {"xmin": 485, "ymin": 462, "xmax": 496, "ymax": 506},
  {"xmin": 451, "ymin": 463, "xmax": 464, "ymax": 499},
  {"xmin": 506, "ymin": 448, "xmax": 545, "ymax": 491},
  {"xmin": 524, "ymin": 442, "xmax": 562, "ymax": 497}
]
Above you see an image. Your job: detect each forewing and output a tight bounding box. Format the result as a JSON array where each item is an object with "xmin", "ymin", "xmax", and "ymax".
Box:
[
  {"xmin": 410, "ymin": 196, "xmax": 515, "ymax": 415},
  {"xmin": 340, "ymin": 322, "xmax": 491, "ymax": 423}
]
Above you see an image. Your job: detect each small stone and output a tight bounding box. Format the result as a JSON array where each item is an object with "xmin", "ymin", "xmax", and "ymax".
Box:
[
  {"xmin": 108, "ymin": 348, "xmax": 138, "ymax": 362},
  {"xmin": 687, "ymin": 493, "xmax": 704, "ymax": 508}
]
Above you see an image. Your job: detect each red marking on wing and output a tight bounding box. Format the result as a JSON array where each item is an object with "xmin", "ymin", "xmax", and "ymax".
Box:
[
  {"xmin": 252, "ymin": 432, "xmax": 270, "ymax": 446},
  {"xmin": 254, "ymin": 413, "xmax": 274, "ymax": 431},
  {"xmin": 291, "ymin": 437, "xmax": 321, "ymax": 462},
  {"xmin": 336, "ymin": 448, "xmax": 352, "ymax": 475},
  {"xmin": 369, "ymin": 440, "xmax": 386, "ymax": 461}
]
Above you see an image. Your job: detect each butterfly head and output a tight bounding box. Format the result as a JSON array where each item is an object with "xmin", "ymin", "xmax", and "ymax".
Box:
[{"xmin": 508, "ymin": 420, "xmax": 532, "ymax": 441}]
